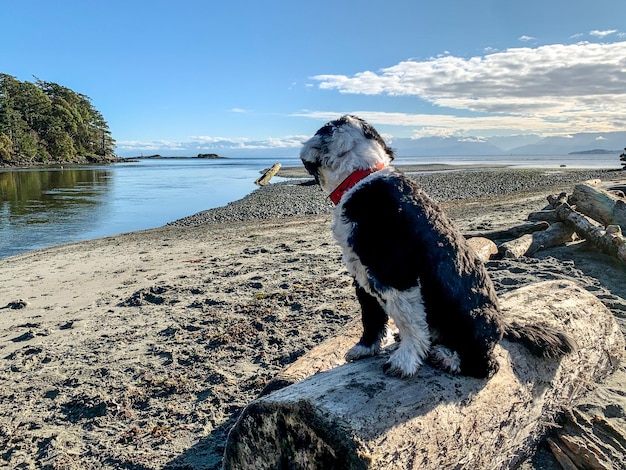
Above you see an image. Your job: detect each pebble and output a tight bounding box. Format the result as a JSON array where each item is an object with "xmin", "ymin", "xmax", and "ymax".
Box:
[{"xmin": 168, "ymin": 168, "xmax": 619, "ymax": 227}]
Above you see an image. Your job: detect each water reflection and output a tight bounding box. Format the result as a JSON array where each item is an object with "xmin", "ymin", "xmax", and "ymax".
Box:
[
  {"xmin": 0, "ymin": 158, "xmax": 266, "ymax": 258},
  {"xmin": 0, "ymin": 168, "xmax": 111, "ymax": 257}
]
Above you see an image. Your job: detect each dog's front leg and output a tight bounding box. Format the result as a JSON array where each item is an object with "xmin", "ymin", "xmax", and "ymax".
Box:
[
  {"xmin": 381, "ymin": 287, "xmax": 431, "ymax": 378},
  {"xmin": 345, "ymin": 284, "xmax": 391, "ymax": 362}
]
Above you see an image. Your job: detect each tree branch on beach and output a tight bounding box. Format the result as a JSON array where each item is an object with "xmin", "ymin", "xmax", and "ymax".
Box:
[{"xmin": 473, "ymin": 181, "xmax": 626, "ymax": 266}]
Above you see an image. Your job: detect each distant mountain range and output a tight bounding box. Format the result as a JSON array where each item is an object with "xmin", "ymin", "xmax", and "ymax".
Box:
[
  {"xmin": 391, "ymin": 131, "xmax": 626, "ymax": 157},
  {"xmin": 117, "ymin": 131, "xmax": 626, "ymax": 158}
]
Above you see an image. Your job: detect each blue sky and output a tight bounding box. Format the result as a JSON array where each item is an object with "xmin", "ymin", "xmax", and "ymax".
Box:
[{"xmin": 2, "ymin": 0, "xmax": 625, "ymax": 156}]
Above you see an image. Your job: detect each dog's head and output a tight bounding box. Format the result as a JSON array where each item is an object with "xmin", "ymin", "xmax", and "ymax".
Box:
[{"xmin": 300, "ymin": 115, "xmax": 395, "ymax": 194}]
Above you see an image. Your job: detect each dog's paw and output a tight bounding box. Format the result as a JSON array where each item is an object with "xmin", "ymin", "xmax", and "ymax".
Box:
[
  {"xmin": 345, "ymin": 328, "xmax": 396, "ymax": 362},
  {"xmin": 428, "ymin": 345, "xmax": 461, "ymax": 374},
  {"xmin": 345, "ymin": 343, "xmax": 379, "ymax": 362},
  {"xmin": 382, "ymin": 346, "xmax": 423, "ymax": 378}
]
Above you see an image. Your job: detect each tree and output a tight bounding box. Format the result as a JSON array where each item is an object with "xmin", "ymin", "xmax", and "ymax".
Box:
[
  {"xmin": 0, "ymin": 73, "xmax": 116, "ymax": 165},
  {"xmin": 0, "ymin": 133, "xmax": 12, "ymax": 161}
]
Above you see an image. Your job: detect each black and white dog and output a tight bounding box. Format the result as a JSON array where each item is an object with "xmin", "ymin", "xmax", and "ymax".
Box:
[{"xmin": 300, "ymin": 115, "xmax": 574, "ymax": 378}]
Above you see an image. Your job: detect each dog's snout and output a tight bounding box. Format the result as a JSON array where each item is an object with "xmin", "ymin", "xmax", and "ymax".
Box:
[{"xmin": 302, "ymin": 160, "xmax": 321, "ymax": 184}]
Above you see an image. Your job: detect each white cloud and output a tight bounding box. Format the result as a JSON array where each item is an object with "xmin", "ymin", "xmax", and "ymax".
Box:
[
  {"xmin": 292, "ymin": 110, "xmax": 577, "ymax": 137},
  {"xmin": 310, "ymin": 41, "xmax": 626, "ymax": 136},
  {"xmin": 410, "ymin": 127, "xmax": 459, "ymax": 139},
  {"xmin": 116, "ymin": 135, "xmax": 307, "ymax": 155},
  {"xmin": 590, "ymin": 29, "xmax": 618, "ymax": 38},
  {"xmin": 116, "ymin": 140, "xmax": 187, "ymax": 151},
  {"xmin": 190, "ymin": 135, "xmax": 251, "ymax": 144},
  {"xmin": 519, "ymin": 35, "xmax": 536, "ymax": 42}
]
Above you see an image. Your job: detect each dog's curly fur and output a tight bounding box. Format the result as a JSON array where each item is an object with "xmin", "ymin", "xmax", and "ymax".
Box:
[{"xmin": 300, "ymin": 115, "xmax": 575, "ymax": 378}]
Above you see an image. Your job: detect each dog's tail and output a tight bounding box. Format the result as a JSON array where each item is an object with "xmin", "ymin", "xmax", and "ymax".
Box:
[{"xmin": 503, "ymin": 321, "xmax": 577, "ymax": 358}]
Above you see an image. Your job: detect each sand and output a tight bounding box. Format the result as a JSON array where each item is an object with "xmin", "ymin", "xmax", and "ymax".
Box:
[{"xmin": 1, "ymin": 168, "xmax": 626, "ymax": 469}]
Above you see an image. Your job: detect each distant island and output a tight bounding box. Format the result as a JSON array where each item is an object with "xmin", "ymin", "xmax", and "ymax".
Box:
[
  {"xmin": 195, "ymin": 153, "xmax": 226, "ymax": 159},
  {"xmin": 0, "ymin": 73, "xmax": 117, "ymax": 166},
  {"xmin": 131, "ymin": 153, "xmax": 226, "ymax": 160},
  {"xmin": 568, "ymin": 149, "xmax": 620, "ymax": 155}
]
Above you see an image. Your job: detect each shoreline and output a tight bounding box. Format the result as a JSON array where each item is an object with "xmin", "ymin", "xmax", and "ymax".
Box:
[
  {"xmin": 1, "ymin": 168, "xmax": 625, "ymax": 469},
  {"xmin": 276, "ymin": 162, "xmax": 513, "ymax": 178},
  {"xmin": 168, "ymin": 166, "xmax": 624, "ymax": 228},
  {"xmin": 1, "ymin": 163, "xmax": 623, "ymax": 260}
]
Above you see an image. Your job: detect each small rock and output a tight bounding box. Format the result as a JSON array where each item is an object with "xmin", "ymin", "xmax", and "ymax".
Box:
[{"xmin": 5, "ymin": 299, "xmax": 28, "ymax": 309}]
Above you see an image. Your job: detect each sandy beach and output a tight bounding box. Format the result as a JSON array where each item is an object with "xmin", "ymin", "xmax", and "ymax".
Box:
[{"xmin": 1, "ymin": 166, "xmax": 626, "ymax": 469}]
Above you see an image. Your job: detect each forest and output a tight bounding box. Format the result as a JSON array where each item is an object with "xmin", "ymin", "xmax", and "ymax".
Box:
[{"xmin": 0, "ymin": 74, "xmax": 116, "ymax": 165}]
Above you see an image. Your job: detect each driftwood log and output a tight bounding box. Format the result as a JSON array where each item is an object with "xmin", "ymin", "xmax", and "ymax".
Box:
[
  {"xmin": 463, "ymin": 221, "xmax": 550, "ymax": 241},
  {"xmin": 498, "ymin": 222, "xmax": 575, "ymax": 258},
  {"xmin": 465, "ymin": 237, "xmax": 498, "ymax": 262},
  {"xmin": 223, "ymin": 281, "xmax": 624, "ymax": 470},
  {"xmin": 490, "ymin": 181, "xmax": 626, "ymax": 264},
  {"xmin": 528, "ymin": 209, "xmax": 559, "ymax": 223},
  {"xmin": 547, "ymin": 408, "xmax": 626, "ymax": 469},
  {"xmin": 569, "ymin": 183, "xmax": 626, "ymax": 231},
  {"xmin": 556, "ymin": 202, "xmax": 626, "ymax": 264},
  {"xmin": 255, "ymin": 163, "xmax": 282, "ymax": 186},
  {"xmin": 547, "ymin": 191, "xmax": 569, "ymax": 208}
]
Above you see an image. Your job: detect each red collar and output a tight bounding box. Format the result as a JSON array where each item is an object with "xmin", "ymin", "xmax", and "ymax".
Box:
[{"xmin": 329, "ymin": 163, "xmax": 386, "ymax": 205}]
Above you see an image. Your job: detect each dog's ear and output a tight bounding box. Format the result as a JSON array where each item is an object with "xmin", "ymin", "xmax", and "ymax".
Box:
[{"xmin": 314, "ymin": 121, "xmax": 337, "ymax": 137}]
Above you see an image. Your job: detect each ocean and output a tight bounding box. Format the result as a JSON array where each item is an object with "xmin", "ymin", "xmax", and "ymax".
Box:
[{"xmin": 0, "ymin": 153, "xmax": 622, "ymax": 258}]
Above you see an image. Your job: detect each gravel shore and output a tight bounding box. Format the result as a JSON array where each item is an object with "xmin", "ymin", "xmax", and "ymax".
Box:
[{"xmin": 169, "ymin": 167, "xmax": 623, "ymax": 227}]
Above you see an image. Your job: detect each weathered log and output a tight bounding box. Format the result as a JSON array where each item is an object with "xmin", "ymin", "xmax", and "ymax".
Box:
[
  {"xmin": 223, "ymin": 281, "xmax": 624, "ymax": 470},
  {"xmin": 547, "ymin": 438, "xmax": 579, "ymax": 470},
  {"xmin": 463, "ymin": 221, "xmax": 550, "ymax": 241},
  {"xmin": 466, "ymin": 237, "xmax": 498, "ymax": 262},
  {"xmin": 262, "ymin": 318, "xmax": 398, "ymax": 396},
  {"xmin": 528, "ymin": 209, "xmax": 559, "ymax": 223},
  {"xmin": 607, "ymin": 184, "xmax": 626, "ymax": 198},
  {"xmin": 498, "ymin": 222, "xmax": 574, "ymax": 258},
  {"xmin": 569, "ymin": 183, "xmax": 626, "ymax": 231},
  {"xmin": 546, "ymin": 191, "xmax": 569, "ymax": 209},
  {"xmin": 255, "ymin": 163, "xmax": 282, "ymax": 186},
  {"xmin": 556, "ymin": 203, "xmax": 626, "ymax": 264},
  {"xmin": 547, "ymin": 408, "xmax": 626, "ymax": 469}
]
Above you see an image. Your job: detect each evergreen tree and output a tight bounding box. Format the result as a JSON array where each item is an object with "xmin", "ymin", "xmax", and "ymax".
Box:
[{"xmin": 0, "ymin": 74, "xmax": 116, "ymax": 165}]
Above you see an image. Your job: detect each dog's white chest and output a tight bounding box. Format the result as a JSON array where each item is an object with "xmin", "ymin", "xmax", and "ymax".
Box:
[
  {"xmin": 331, "ymin": 213, "xmax": 369, "ymax": 286},
  {"xmin": 331, "ymin": 211, "xmax": 384, "ymax": 300}
]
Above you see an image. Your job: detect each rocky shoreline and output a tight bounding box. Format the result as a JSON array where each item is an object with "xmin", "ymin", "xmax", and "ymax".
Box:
[{"xmin": 169, "ymin": 167, "xmax": 623, "ymax": 226}]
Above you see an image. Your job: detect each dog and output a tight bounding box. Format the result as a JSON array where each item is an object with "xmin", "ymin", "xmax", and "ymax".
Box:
[{"xmin": 300, "ymin": 115, "xmax": 575, "ymax": 378}]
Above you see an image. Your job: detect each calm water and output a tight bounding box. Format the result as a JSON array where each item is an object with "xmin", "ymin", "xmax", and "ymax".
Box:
[
  {"xmin": 0, "ymin": 157, "xmax": 300, "ymax": 258},
  {"xmin": 0, "ymin": 154, "xmax": 621, "ymax": 258}
]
